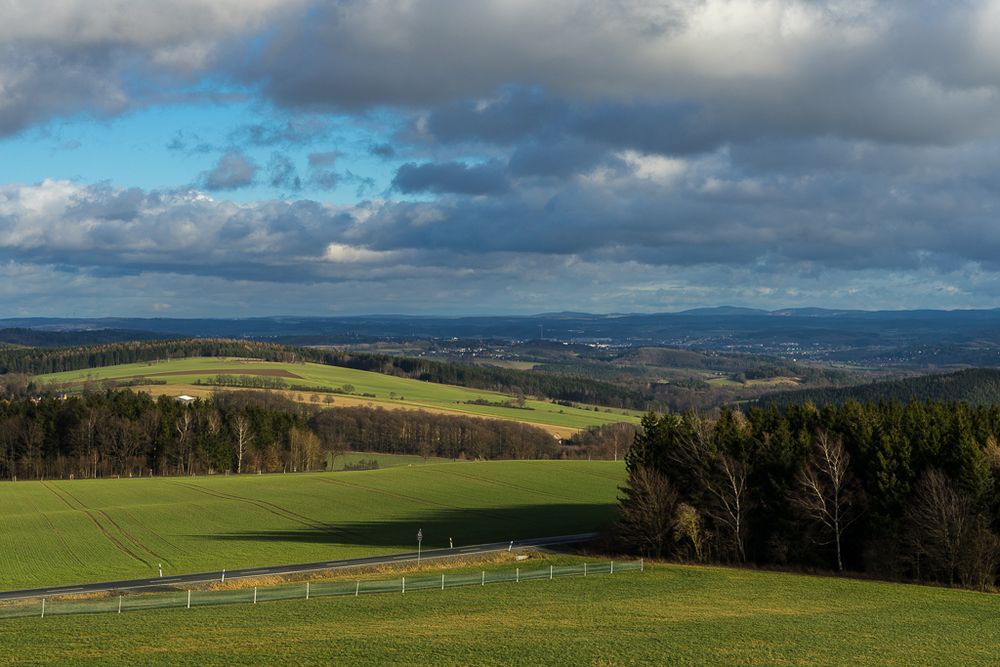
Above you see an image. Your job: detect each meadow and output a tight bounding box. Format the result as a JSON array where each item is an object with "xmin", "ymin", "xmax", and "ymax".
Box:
[
  {"xmin": 0, "ymin": 555, "xmax": 996, "ymax": 666},
  {"xmin": 0, "ymin": 461, "xmax": 625, "ymax": 590},
  {"xmin": 34, "ymin": 357, "xmax": 641, "ymax": 433}
]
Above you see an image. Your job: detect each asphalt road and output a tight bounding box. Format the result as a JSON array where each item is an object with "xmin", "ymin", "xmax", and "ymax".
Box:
[{"xmin": 0, "ymin": 533, "xmax": 597, "ymax": 601}]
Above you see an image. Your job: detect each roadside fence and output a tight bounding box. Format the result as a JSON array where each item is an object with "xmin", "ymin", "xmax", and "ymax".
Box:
[{"xmin": 0, "ymin": 560, "xmax": 643, "ymax": 620}]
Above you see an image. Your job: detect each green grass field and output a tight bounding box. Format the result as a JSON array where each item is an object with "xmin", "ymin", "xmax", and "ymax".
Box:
[
  {"xmin": 0, "ymin": 461, "xmax": 625, "ymax": 590},
  {"xmin": 35, "ymin": 357, "xmax": 641, "ymax": 431},
  {"xmin": 1, "ymin": 556, "xmax": 996, "ymax": 666}
]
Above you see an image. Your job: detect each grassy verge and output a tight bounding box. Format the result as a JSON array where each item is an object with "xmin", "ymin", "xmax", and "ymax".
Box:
[{"xmin": 1, "ymin": 556, "xmax": 996, "ymax": 666}]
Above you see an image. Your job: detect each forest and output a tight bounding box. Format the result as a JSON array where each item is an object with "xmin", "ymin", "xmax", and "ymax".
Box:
[
  {"xmin": 619, "ymin": 400, "xmax": 1000, "ymax": 590},
  {"xmin": 0, "ymin": 389, "xmax": 579, "ymax": 481},
  {"xmin": 763, "ymin": 368, "xmax": 1000, "ymax": 408}
]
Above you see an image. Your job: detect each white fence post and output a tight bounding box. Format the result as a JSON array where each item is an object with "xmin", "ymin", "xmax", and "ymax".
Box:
[
  {"xmin": 640, "ymin": 558, "xmax": 644, "ymax": 572},
  {"xmin": 118, "ymin": 595, "xmax": 122, "ymax": 614},
  {"xmin": 356, "ymin": 581, "xmax": 360, "ymax": 597},
  {"xmin": 41, "ymin": 598, "xmax": 45, "ymax": 618},
  {"xmin": 441, "ymin": 574, "xmax": 445, "ymax": 590},
  {"xmin": 584, "ymin": 563, "xmax": 587, "ymax": 577},
  {"xmin": 221, "ymin": 569, "xmax": 225, "ymax": 583},
  {"xmin": 402, "ymin": 577, "xmax": 405, "ymax": 594},
  {"xmin": 306, "ymin": 582, "xmax": 310, "ymax": 600},
  {"xmin": 254, "ymin": 587, "xmax": 257, "ymax": 604},
  {"xmin": 611, "ymin": 561, "xmax": 614, "ymax": 574},
  {"xmin": 187, "ymin": 590, "xmax": 191, "ymax": 609},
  {"xmin": 516, "ymin": 568, "xmax": 519, "ymax": 583}
]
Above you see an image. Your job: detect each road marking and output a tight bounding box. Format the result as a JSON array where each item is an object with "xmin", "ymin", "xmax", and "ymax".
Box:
[{"xmin": 160, "ymin": 578, "xmax": 181, "ymax": 583}]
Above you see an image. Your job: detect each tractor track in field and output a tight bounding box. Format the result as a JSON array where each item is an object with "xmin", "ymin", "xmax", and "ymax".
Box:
[
  {"xmin": 424, "ymin": 468, "xmax": 581, "ymax": 503},
  {"xmin": 51, "ymin": 484, "xmax": 168, "ymax": 566},
  {"xmin": 316, "ymin": 477, "xmax": 507, "ymax": 520},
  {"xmin": 40, "ymin": 482, "xmax": 151, "ymax": 567},
  {"xmin": 118, "ymin": 506, "xmax": 183, "ymax": 553},
  {"xmin": 22, "ymin": 492, "xmax": 85, "ymax": 568},
  {"xmin": 168, "ymin": 481, "xmax": 363, "ymax": 541}
]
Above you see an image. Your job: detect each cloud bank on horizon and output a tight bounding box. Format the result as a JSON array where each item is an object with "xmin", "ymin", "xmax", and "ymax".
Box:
[{"xmin": 3, "ymin": 0, "xmax": 1000, "ymax": 316}]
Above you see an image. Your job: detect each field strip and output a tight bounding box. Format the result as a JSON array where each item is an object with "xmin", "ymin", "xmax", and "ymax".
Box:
[
  {"xmin": 316, "ymin": 477, "xmax": 507, "ymax": 519},
  {"xmin": 422, "ymin": 468, "xmax": 581, "ymax": 503},
  {"xmin": 40, "ymin": 483, "xmax": 151, "ymax": 567},
  {"xmin": 168, "ymin": 481, "xmax": 363, "ymax": 540},
  {"xmin": 54, "ymin": 485, "xmax": 168, "ymax": 565},
  {"xmin": 133, "ymin": 384, "xmax": 582, "ymax": 438}
]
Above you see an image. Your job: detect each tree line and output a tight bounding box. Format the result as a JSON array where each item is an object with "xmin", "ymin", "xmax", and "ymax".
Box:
[
  {"xmin": 762, "ymin": 368, "xmax": 1000, "ymax": 409},
  {"xmin": 618, "ymin": 400, "xmax": 1000, "ymax": 591},
  {"xmin": 0, "ymin": 389, "xmax": 566, "ymax": 481}
]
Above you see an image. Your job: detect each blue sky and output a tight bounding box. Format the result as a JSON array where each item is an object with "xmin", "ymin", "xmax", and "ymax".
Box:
[{"xmin": 3, "ymin": 1, "xmax": 1000, "ymax": 317}]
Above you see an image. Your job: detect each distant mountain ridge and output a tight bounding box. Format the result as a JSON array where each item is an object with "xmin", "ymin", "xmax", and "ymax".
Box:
[{"xmin": 7, "ymin": 308, "xmax": 1000, "ymax": 367}]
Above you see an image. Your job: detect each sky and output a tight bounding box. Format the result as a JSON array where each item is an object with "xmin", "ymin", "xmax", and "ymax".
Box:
[{"xmin": 3, "ymin": 0, "xmax": 1000, "ymax": 317}]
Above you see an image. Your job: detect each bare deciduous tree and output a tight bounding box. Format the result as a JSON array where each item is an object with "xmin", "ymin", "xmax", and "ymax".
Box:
[
  {"xmin": 175, "ymin": 410, "xmax": 194, "ymax": 475},
  {"xmin": 906, "ymin": 469, "xmax": 970, "ymax": 585},
  {"xmin": 232, "ymin": 414, "xmax": 254, "ymax": 474},
  {"xmin": 794, "ymin": 430, "xmax": 855, "ymax": 572},
  {"xmin": 617, "ymin": 466, "xmax": 678, "ymax": 558},
  {"xmin": 673, "ymin": 502, "xmax": 708, "ymax": 562},
  {"xmin": 706, "ymin": 452, "xmax": 750, "ymax": 562}
]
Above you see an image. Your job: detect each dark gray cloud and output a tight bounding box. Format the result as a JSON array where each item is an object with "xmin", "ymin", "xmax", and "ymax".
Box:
[
  {"xmin": 369, "ymin": 143, "xmax": 396, "ymax": 159},
  {"xmin": 392, "ymin": 160, "xmax": 509, "ymax": 195},
  {"xmin": 202, "ymin": 150, "xmax": 258, "ymax": 190},
  {"xmin": 235, "ymin": 2, "xmax": 1000, "ymax": 147}
]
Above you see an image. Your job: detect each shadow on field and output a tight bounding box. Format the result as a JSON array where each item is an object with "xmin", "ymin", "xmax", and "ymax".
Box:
[{"xmin": 199, "ymin": 503, "xmax": 617, "ymax": 550}]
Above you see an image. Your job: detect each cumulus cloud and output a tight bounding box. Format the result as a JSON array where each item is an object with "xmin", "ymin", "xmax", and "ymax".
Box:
[
  {"xmin": 202, "ymin": 150, "xmax": 259, "ymax": 190},
  {"xmin": 0, "ymin": 0, "xmax": 305, "ymax": 136}
]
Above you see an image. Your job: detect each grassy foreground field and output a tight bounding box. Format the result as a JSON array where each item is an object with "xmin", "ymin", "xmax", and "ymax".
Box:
[
  {"xmin": 35, "ymin": 357, "xmax": 641, "ymax": 433},
  {"xmin": 0, "ymin": 557, "xmax": 996, "ymax": 666},
  {"xmin": 0, "ymin": 461, "xmax": 624, "ymax": 590}
]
